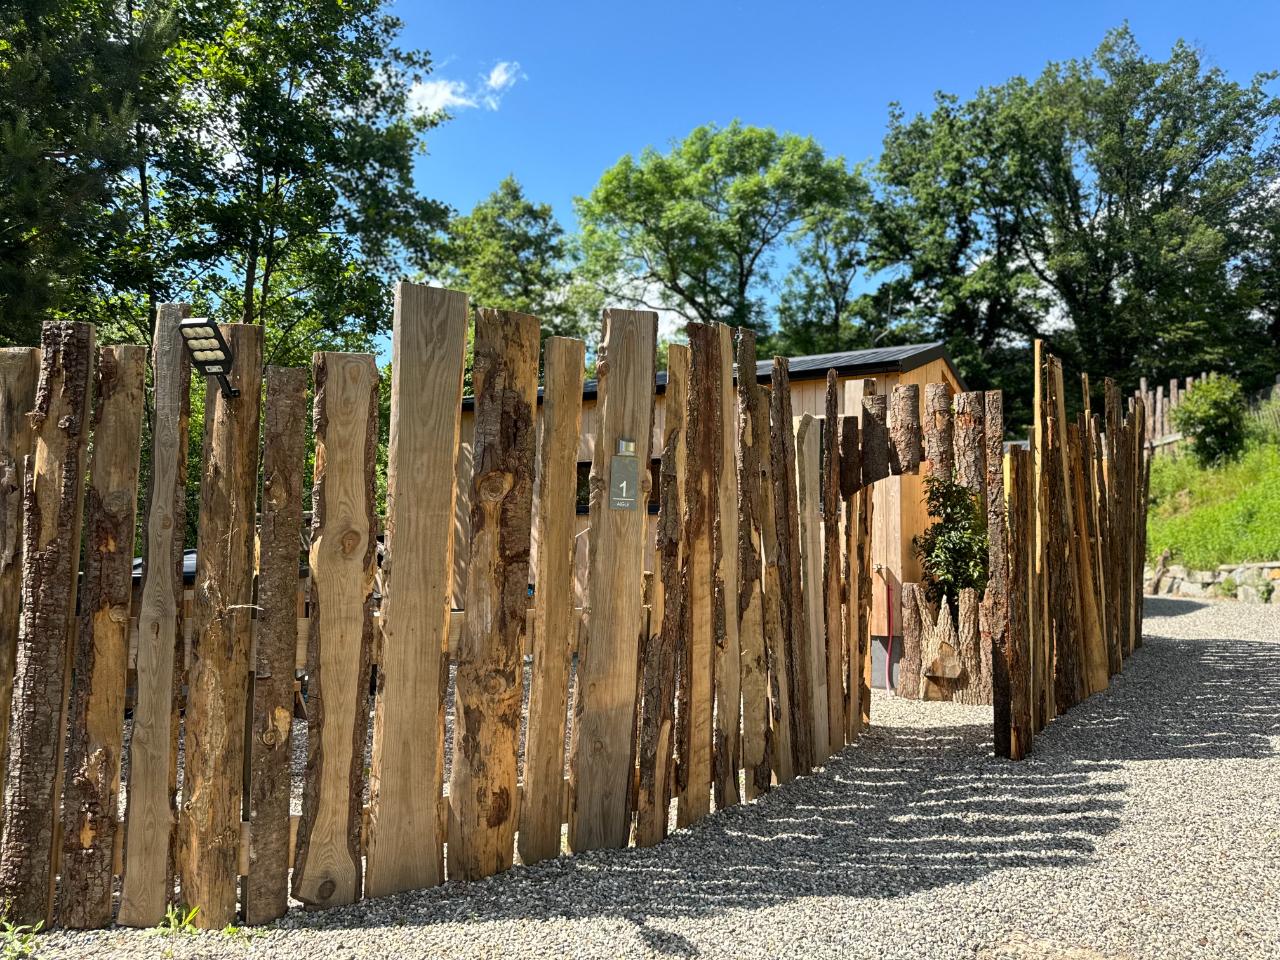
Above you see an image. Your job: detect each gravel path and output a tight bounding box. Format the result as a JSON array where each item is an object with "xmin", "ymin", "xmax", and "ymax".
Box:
[{"xmin": 42, "ymin": 597, "xmax": 1280, "ymax": 960}]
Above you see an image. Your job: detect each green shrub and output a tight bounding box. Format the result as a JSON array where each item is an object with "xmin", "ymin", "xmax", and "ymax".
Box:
[
  {"xmin": 912, "ymin": 474, "xmax": 988, "ymax": 609},
  {"xmin": 1171, "ymin": 374, "xmax": 1248, "ymax": 466}
]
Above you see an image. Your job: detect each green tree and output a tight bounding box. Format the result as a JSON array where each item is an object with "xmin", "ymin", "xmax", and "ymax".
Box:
[{"xmin": 577, "ymin": 122, "xmax": 843, "ymax": 337}]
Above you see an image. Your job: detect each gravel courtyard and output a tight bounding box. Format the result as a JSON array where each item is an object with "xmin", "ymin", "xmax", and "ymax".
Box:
[{"xmin": 42, "ymin": 596, "xmax": 1280, "ymax": 960}]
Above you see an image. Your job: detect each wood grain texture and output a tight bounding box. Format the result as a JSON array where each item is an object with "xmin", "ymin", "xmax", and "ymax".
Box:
[
  {"xmin": 246, "ymin": 366, "xmax": 308, "ymax": 924},
  {"xmin": 860, "ymin": 394, "xmax": 889, "ymax": 486},
  {"xmin": 60, "ymin": 344, "xmax": 145, "ymax": 928},
  {"xmin": 952, "ymin": 392, "xmax": 986, "ymax": 706},
  {"xmin": 449, "ymin": 309, "xmax": 538, "ymax": 880},
  {"xmin": 523, "ymin": 336, "xmax": 586, "ymax": 860},
  {"xmin": 922, "ymin": 382, "xmax": 954, "ymax": 481},
  {"xmin": 568, "ymin": 309, "xmax": 657, "ymax": 851},
  {"xmin": 712, "ymin": 324, "xmax": 741, "ymax": 810},
  {"xmin": 796, "ymin": 414, "xmax": 829, "ymax": 762},
  {"xmin": 674, "ymin": 323, "xmax": 718, "ymax": 828},
  {"xmin": 0, "ymin": 322, "xmax": 95, "ymax": 926},
  {"xmin": 822, "ymin": 373, "xmax": 844, "ymax": 750},
  {"xmin": 636, "ymin": 343, "xmax": 685, "ymax": 844},
  {"xmin": 981, "ymin": 393, "xmax": 1008, "ymax": 730},
  {"xmin": 119, "ymin": 304, "xmax": 190, "ymax": 927},
  {"xmin": 888, "ymin": 384, "xmax": 922, "ymax": 476},
  {"xmin": 366, "ymin": 284, "xmax": 467, "ymax": 895},
  {"xmin": 734, "ymin": 332, "xmax": 771, "ymax": 800},
  {"xmin": 897, "ymin": 583, "xmax": 924, "ymax": 700},
  {"xmin": 178, "ymin": 324, "xmax": 263, "ymax": 929},
  {"xmin": 1004, "ymin": 449, "xmax": 1033, "ymax": 759},
  {"xmin": 0, "ymin": 347, "xmax": 39, "ymax": 775},
  {"xmin": 855, "ymin": 381, "xmax": 876, "ymax": 729},
  {"xmin": 293, "ymin": 352, "xmax": 379, "ymax": 909},
  {"xmin": 839, "ymin": 416, "xmax": 861, "ymax": 740},
  {"xmin": 1069, "ymin": 421, "xmax": 1108, "ymax": 696}
]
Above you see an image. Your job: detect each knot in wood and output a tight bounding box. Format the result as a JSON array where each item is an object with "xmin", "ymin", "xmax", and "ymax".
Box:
[
  {"xmin": 339, "ymin": 528, "xmax": 362, "ymax": 556},
  {"xmin": 483, "ymin": 669, "xmax": 512, "ymax": 698},
  {"xmin": 477, "ymin": 471, "xmax": 513, "ymax": 503}
]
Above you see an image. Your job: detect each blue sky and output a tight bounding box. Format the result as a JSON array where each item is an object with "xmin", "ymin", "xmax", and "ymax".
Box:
[{"xmin": 397, "ymin": 1, "xmax": 1280, "ymax": 230}]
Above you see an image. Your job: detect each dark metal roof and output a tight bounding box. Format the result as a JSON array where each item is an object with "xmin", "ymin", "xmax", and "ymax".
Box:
[{"xmin": 463, "ymin": 341, "xmax": 957, "ymax": 410}]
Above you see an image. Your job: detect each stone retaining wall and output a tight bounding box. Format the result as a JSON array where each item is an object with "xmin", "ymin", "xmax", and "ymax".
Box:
[{"xmin": 1144, "ymin": 560, "xmax": 1280, "ymax": 603}]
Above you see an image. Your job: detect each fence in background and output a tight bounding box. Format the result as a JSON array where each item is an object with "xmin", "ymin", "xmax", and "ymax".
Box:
[{"xmin": 0, "ymin": 295, "xmax": 1148, "ymax": 931}]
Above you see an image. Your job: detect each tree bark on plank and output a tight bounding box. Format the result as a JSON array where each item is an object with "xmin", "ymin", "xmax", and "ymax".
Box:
[
  {"xmin": 293, "ymin": 352, "xmax": 378, "ymax": 908},
  {"xmin": 119, "ymin": 304, "xmax": 190, "ymax": 927},
  {"xmin": 822, "ymin": 372, "xmax": 845, "ymax": 748},
  {"xmin": 888, "ymin": 384, "xmax": 922, "ymax": 475},
  {"xmin": 839, "ymin": 415, "xmax": 861, "ymax": 740},
  {"xmin": 855, "ymin": 381, "xmax": 877, "ymax": 729},
  {"xmin": 245, "ymin": 366, "xmax": 307, "ymax": 924},
  {"xmin": 979, "ymin": 390, "xmax": 1006, "ymax": 711},
  {"xmin": 449, "ymin": 309, "xmax": 538, "ymax": 880},
  {"xmin": 1004, "ymin": 448, "xmax": 1033, "ymax": 759},
  {"xmin": 951, "ymin": 392, "xmax": 985, "ymax": 705},
  {"xmin": 923, "ymin": 382, "xmax": 953, "ymax": 481},
  {"xmin": 60, "ymin": 344, "xmax": 145, "ymax": 928},
  {"xmin": 0, "ymin": 347, "xmax": 40, "ymax": 777},
  {"xmin": 796, "ymin": 414, "xmax": 828, "ymax": 762},
  {"xmin": 712, "ymin": 324, "xmax": 741, "ymax": 809},
  {"xmin": 860, "ymin": 394, "xmax": 890, "ymax": 486},
  {"xmin": 0, "ymin": 322, "xmax": 95, "ymax": 927},
  {"xmin": 178, "ymin": 324, "xmax": 262, "ymax": 929},
  {"xmin": 897, "ymin": 583, "xmax": 924, "ymax": 700}
]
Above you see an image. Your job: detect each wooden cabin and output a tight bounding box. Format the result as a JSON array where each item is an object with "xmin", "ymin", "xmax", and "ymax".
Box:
[{"xmin": 455, "ymin": 341, "xmax": 965, "ymax": 687}]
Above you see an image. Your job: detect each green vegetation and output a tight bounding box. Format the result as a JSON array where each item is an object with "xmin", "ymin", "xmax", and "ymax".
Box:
[
  {"xmin": 912, "ymin": 475, "xmax": 989, "ymax": 609},
  {"xmin": 1147, "ymin": 401, "xmax": 1280, "ymax": 568},
  {"xmin": 0, "ymin": 917, "xmax": 41, "ymax": 959},
  {"xmin": 151, "ymin": 904, "xmax": 200, "ymax": 937},
  {"xmin": 1171, "ymin": 375, "xmax": 1249, "ymax": 466}
]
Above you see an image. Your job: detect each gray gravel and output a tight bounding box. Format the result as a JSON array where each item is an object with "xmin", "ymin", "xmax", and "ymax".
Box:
[{"xmin": 41, "ymin": 596, "xmax": 1280, "ymax": 960}]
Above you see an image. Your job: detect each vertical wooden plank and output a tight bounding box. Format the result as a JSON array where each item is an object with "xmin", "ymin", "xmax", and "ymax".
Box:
[
  {"xmin": 839, "ymin": 416, "xmax": 861, "ymax": 742},
  {"xmin": 1004, "ymin": 449, "xmax": 1033, "ymax": 759},
  {"xmin": 60, "ymin": 345, "xmax": 145, "ymax": 928},
  {"xmin": 897, "ymin": 582, "xmax": 924, "ymax": 700},
  {"xmin": 769, "ymin": 359, "xmax": 812, "ymax": 774},
  {"xmin": 675, "ymin": 323, "xmax": 717, "ymax": 827},
  {"xmin": 712, "ymin": 323, "xmax": 741, "ymax": 809},
  {"xmin": 1031, "ymin": 342, "xmax": 1052, "ymax": 729},
  {"xmin": 888, "ymin": 384, "xmax": 922, "ymax": 476},
  {"xmin": 448, "ymin": 309, "xmax": 538, "ymax": 879},
  {"xmin": 1088, "ymin": 414, "xmax": 1118, "ymax": 677},
  {"xmin": 519, "ymin": 335, "xmax": 586, "ymax": 860},
  {"xmin": 177, "ymin": 324, "xmax": 263, "ymax": 929},
  {"xmin": 1069, "ymin": 422, "xmax": 1108, "ymax": 695},
  {"xmin": 951, "ymin": 392, "xmax": 986, "ymax": 705},
  {"xmin": 245, "ymin": 366, "xmax": 308, "ymax": 924},
  {"xmin": 635, "ymin": 343, "xmax": 684, "ymax": 844},
  {"xmin": 822, "ymin": 373, "xmax": 844, "ymax": 749},
  {"xmin": 922, "ymin": 382, "xmax": 953, "ymax": 480},
  {"xmin": 856, "ymin": 382, "xmax": 877, "ymax": 730},
  {"xmin": 293, "ymin": 352, "xmax": 378, "ymax": 908},
  {"xmin": 0, "ymin": 322, "xmax": 95, "ymax": 926},
  {"xmin": 0, "ymin": 347, "xmax": 40, "ymax": 773},
  {"xmin": 981, "ymin": 392, "xmax": 1008, "ymax": 725},
  {"xmin": 568, "ymin": 309, "xmax": 657, "ymax": 851},
  {"xmin": 796, "ymin": 414, "xmax": 829, "ymax": 763},
  {"xmin": 734, "ymin": 331, "xmax": 771, "ymax": 801},
  {"xmin": 366, "ymin": 285, "xmax": 467, "ymax": 894},
  {"xmin": 119, "ymin": 304, "xmax": 190, "ymax": 927},
  {"xmin": 860, "ymin": 394, "xmax": 890, "ymax": 486}
]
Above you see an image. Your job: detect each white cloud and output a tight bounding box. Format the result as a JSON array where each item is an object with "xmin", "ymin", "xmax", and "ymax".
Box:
[{"xmin": 410, "ymin": 60, "xmax": 524, "ymax": 116}]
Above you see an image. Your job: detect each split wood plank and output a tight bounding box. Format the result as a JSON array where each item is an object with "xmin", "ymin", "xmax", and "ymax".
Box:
[
  {"xmin": 756, "ymin": 378, "xmax": 793, "ymax": 783},
  {"xmin": 60, "ymin": 344, "xmax": 145, "ymax": 928},
  {"xmin": 245, "ymin": 365, "xmax": 308, "ymax": 924},
  {"xmin": 0, "ymin": 322, "xmax": 95, "ymax": 926},
  {"xmin": 897, "ymin": 583, "xmax": 924, "ymax": 700},
  {"xmin": 119, "ymin": 304, "xmax": 191, "ymax": 927},
  {"xmin": 822, "ymin": 373, "xmax": 844, "ymax": 749},
  {"xmin": 366, "ymin": 284, "xmax": 468, "ymax": 895},
  {"xmin": 860, "ymin": 393, "xmax": 890, "ymax": 486},
  {"xmin": 1048, "ymin": 358, "xmax": 1087, "ymax": 709},
  {"xmin": 888, "ymin": 384, "xmax": 922, "ymax": 475},
  {"xmin": 1031, "ymin": 341, "xmax": 1052, "ymax": 729},
  {"xmin": 855, "ymin": 381, "xmax": 877, "ymax": 729},
  {"xmin": 839, "ymin": 415, "xmax": 862, "ymax": 741},
  {"xmin": 449, "ymin": 309, "xmax": 539, "ymax": 880},
  {"xmin": 523, "ymin": 335, "xmax": 587, "ymax": 860},
  {"xmin": 635, "ymin": 342, "xmax": 685, "ymax": 843},
  {"xmin": 796, "ymin": 414, "xmax": 829, "ymax": 762},
  {"xmin": 178, "ymin": 323, "xmax": 263, "ymax": 929},
  {"xmin": 0, "ymin": 347, "xmax": 40, "ymax": 773},
  {"xmin": 712, "ymin": 323, "xmax": 741, "ymax": 809},
  {"xmin": 923, "ymin": 382, "xmax": 954, "ymax": 480},
  {"xmin": 568, "ymin": 309, "xmax": 657, "ymax": 851},
  {"xmin": 1069, "ymin": 420, "xmax": 1108, "ymax": 695},
  {"xmin": 293, "ymin": 352, "xmax": 379, "ymax": 909},
  {"xmin": 981, "ymin": 392, "xmax": 1009, "ymax": 733},
  {"xmin": 1004, "ymin": 448, "xmax": 1033, "ymax": 759},
  {"xmin": 675, "ymin": 322, "xmax": 718, "ymax": 828},
  {"xmin": 734, "ymin": 331, "xmax": 772, "ymax": 800}
]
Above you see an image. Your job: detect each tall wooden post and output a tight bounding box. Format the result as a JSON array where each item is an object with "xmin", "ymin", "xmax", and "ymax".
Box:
[
  {"xmin": 839, "ymin": 415, "xmax": 862, "ymax": 740},
  {"xmin": 796, "ymin": 414, "xmax": 828, "ymax": 762},
  {"xmin": 712, "ymin": 324, "xmax": 741, "ymax": 809},
  {"xmin": 822, "ymin": 372, "xmax": 844, "ymax": 750}
]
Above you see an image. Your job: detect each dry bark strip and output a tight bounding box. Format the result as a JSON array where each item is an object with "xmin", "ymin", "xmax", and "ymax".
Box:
[
  {"xmin": 177, "ymin": 324, "xmax": 263, "ymax": 928},
  {"xmin": 977, "ymin": 390, "xmax": 1006, "ymax": 709},
  {"xmin": 568, "ymin": 310, "xmax": 657, "ymax": 851},
  {"xmin": 769, "ymin": 358, "xmax": 813, "ymax": 774},
  {"xmin": 0, "ymin": 321, "xmax": 95, "ymax": 926},
  {"xmin": 860, "ymin": 394, "xmax": 890, "ymax": 486},
  {"xmin": 923, "ymin": 382, "xmax": 954, "ymax": 480},
  {"xmin": 897, "ymin": 583, "xmax": 924, "ymax": 700},
  {"xmin": 950, "ymin": 391, "xmax": 986, "ymax": 705},
  {"xmin": 712, "ymin": 324, "xmax": 741, "ymax": 810},
  {"xmin": 118, "ymin": 304, "xmax": 190, "ymax": 927},
  {"xmin": 1069, "ymin": 421, "xmax": 1108, "ymax": 695},
  {"xmin": 839, "ymin": 415, "xmax": 861, "ymax": 740},
  {"xmin": 675, "ymin": 323, "xmax": 719, "ymax": 827},
  {"xmin": 822, "ymin": 373, "xmax": 845, "ymax": 748},
  {"xmin": 293, "ymin": 352, "xmax": 379, "ymax": 909},
  {"xmin": 1088, "ymin": 413, "xmax": 1118, "ymax": 678},
  {"xmin": 956, "ymin": 589, "xmax": 981, "ymax": 702},
  {"xmin": 245, "ymin": 365, "xmax": 308, "ymax": 924},
  {"xmin": 734, "ymin": 331, "xmax": 772, "ymax": 801},
  {"xmin": 796, "ymin": 415, "xmax": 829, "ymax": 762},
  {"xmin": 449, "ymin": 309, "xmax": 539, "ymax": 880},
  {"xmin": 366, "ymin": 285, "xmax": 468, "ymax": 895},
  {"xmin": 888, "ymin": 384, "xmax": 922, "ymax": 475},
  {"xmin": 60, "ymin": 345, "xmax": 145, "ymax": 928},
  {"xmin": 523, "ymin": 336, "xmax": 587, "ymax": 859},
  {"xmin": 0, "ymin": 347, "xmax": 40, "ymax": 776},
  {"xmin": 636, "ymin": 343, "xmax": 687, "ymax": 844},
  {"xmin": 1003, "ymin": 448, "xmax": 1034, "ymax": 759},
  {"xmin": 1045, "ymin": 414, "xmax": 1083, "ymax": 714}
]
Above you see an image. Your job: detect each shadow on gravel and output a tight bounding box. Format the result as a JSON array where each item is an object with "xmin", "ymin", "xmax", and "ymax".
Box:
[
  {"xmin": 270, "ymin": 630, "xmax": 1279, "ymax": 956},
  {"xmin": 1142, "ymin": 595, "xmax": 1209, "ymax": 618}
]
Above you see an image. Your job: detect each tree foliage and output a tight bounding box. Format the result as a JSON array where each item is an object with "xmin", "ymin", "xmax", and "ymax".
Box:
[
  {"xmin": 912, "ymin": 474, "xmax": 989, "ymax": 610},
  {"xmin": 1171, "ymin": 374, "xmax": 1250, "ymax": 466}
]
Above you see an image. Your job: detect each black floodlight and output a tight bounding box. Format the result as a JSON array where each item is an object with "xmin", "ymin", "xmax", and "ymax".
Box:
[{"xmin": 179, "ymin": 318, "xmax": 239, "ymax": 400}]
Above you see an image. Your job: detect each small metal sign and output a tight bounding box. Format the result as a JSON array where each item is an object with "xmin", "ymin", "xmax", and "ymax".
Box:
[{"xmin": 609, "ymin": 438, "xmax": 639, "ymax": 510}]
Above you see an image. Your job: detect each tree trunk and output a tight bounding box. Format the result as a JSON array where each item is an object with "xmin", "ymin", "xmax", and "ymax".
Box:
[
  {"xmin": 923, "ymin": 382, "xmax": 954, "ymax": 480},
  {"xmin": 888, "ymin": 384, "xmax": 922, "ymax": 475}
]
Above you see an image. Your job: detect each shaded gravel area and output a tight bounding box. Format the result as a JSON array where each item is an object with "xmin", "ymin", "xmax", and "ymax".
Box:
[{"xmin": 43, "ymin": 596, "xmax": 1280, "ymax": 959}]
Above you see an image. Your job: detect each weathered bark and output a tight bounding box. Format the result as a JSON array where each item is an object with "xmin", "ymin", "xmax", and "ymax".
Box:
[
  {"xmin": 921, "ymin": 598, "xmax": 961, "ymax": 702},
  {"xmin": 897, "ymin": 583, "xmax": 924, "ymax": 700},
  {"xmin": 954, "ymin": 589, "xmax": 983, "ymax": 705},
  {"xmin": 60, "ymin": 345, "xmax": 145, "ymax": 928},
  {"xmin": 888, "ymin": 384, "xmax": 922, "ymax": 475},
  {"xmin": 245, "ymin": 366, "xmax": 307, "ymax": 924},
  {"xmin": 860, "ymin": 394, "xmax": 890, "ymax": 486},
  {"xmin": 178, "ymin": 324, "xmax": 263, "ymax": 929},
  {"xmin": 839, "ymin": 416, "xmax": 861, "ymax": 740},
  {"xmin": 978, "ymin": 390, "xmax": 1005, "ymax": 710},
  {"xmin": 856, "ymin": 484, "xmax": 874, "ymax": 728},
  {"xmin": 1046, "ymin": 414, "xmax": 1083, "ymax": 714},
  {"xmin": 796, "ymin": 415, "xmax": 828, "ymax": 761},
  {"xmin": 822, "ymin": 372, "xmax": 845, "ymax": 749},
  {"xmin": 449, "ymin": 310, "xmax": 538, "ymax": 879},
  {"xmin": 712, "ymin": 324, "xmax": 741, "ymax": 809},
  {"xmin": 769, "ymin": 358, "xmax": 812, "ymax": 774},
  {"xmin": 755, "ymin": 385, "xmax": 792, "ymax": 783},
  {"xmin": 953, "ymin": 392, "xmax": 985, "ymax": 495},
  {"xmin": 1003, "ymin": 448, "xmax": 1034, "ymax": 759},
  {"xmin": 0, "ymin": 322, "xmax": 95, "ymax": 926},
  {"xmin": 922, "ymin": 382, "xmax": 953, "ymax": 481}
]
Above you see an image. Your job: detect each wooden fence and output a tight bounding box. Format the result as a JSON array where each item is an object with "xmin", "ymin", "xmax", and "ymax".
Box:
[{"xmin": 0, "ymin": 294, "xmax": 1149, "ymax": 931}]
